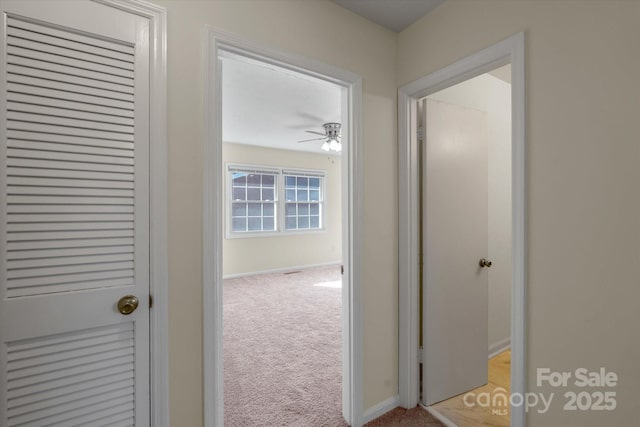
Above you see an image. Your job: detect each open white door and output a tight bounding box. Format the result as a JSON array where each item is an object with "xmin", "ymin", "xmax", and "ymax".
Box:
[
  {"xmin": 0, "ymin": 1, "xmax": 151, "ymax": 425},
  {"xmin": 422, "ymin": 98, "xmax": 489, "ymax": 406}
]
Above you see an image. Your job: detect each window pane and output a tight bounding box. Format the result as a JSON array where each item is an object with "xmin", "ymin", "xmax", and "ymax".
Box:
[
  {"xmin": 286, "ymin": 189, "xmax": 296, "ymax": 201},
  {"xmin": 262, "ymin": 175, "xmax": 275, "ymax": 187},
  {"xmin": 232, "ymin": 218, "xmax": 246, "ymax": 232},
  {"xmin": 247, "ymin": 174, "xmax": 261, "ymax": 185},
  {"xmin": 285, "ymin": 203, "xmax": 296, "ymax": 216},
  {"xmin": 247, "ymin": 188, "xmax": 261, "ymax": 201},
  {"xmin": 262, "ymin": 188, "xmax": 274, "ymax": 201},
  {"xmin": 309, "ymin": 190, "xmax": 320, "ymax": 201},
  {"xmin": 285, "ymin": 217, "xmax": 297, "ymax": 230},
  {"xmin": 285, "ymin": 176, "xmax": 296, "ymax": 187},
  {"xmin": 309, "ymin": 178, "xmax": 320, "ymax": 189},
  {"xmin": 310, "ymin": 216, "xmax": 320, "ymax": 229},
  {"xmin": 232, "ymin": 203, "xmax": 247, "ymax": 216},
  {"xmin": 232, "ymin": 187, "xmax": 246, "ymax": 201},
  {"xmin": 247, "ymin": 203, "xmax": 262, "ymax": 216},
  {"xmin": 299, "ymin": 203, "xmax": 309, "ymax": 215},
  {"xmin": 263, "ymin": 203, "xmax": 274, "ymax": 216},
  {"xmin": 248, "ymin": 217, "xmax": 261, "ymax": 231},
  {"xmin": 232, "ymin": 173, "xmax": 247, "ymax": 185},
  {"xmin": 297, "ymin": 189, "xmax": 308, "ymax": 201},
  {"xmin": 297, "ymin": 177, "xmax": 308, "ymax": 187},
  {"xmin": 298, "ymin": 216, "xmax": 309, "ymax": 229},
  {"xmin": 310, "ymin": 203, "xmax": 319, "ymax": 215},
  {"xmin": 263, "ymin": 217, "xmax": 275, "ymax": 231}
]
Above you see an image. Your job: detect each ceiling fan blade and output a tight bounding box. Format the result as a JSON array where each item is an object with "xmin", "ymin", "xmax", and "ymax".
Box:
[
  {"xmin": 305, "ymin": 130, "xmax": 327, "ymax": 136},
  {"xmin": 297, "ymin": 137, "xmax": 326, "ymax": 143}
]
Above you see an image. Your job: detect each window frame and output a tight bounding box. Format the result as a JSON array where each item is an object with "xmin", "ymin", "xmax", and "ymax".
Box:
[{"xmin": 226, "ymin": 163, "xmax": 327, "ymax": 238}]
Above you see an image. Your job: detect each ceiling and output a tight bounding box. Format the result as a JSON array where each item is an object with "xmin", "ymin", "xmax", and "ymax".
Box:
[
  {"xmin": 332, "ymin": 0, "xmax": 445, "ymax": 32},
  {"xmin": 222, "ymin": 53, "xmax": 342, "ymax": 154}
]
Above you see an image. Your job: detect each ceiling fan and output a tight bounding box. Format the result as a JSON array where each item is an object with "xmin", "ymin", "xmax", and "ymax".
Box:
[{"xmin": 297, "ymin": 122, "xmax": 342, "ymax": 152}]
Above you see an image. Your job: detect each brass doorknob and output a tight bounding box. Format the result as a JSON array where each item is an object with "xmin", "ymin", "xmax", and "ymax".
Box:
[
  {"xmin": 118, "ymin": 295, "xmax": 139, "ymax": 315},
  {"xmin": 479, "ymin": 258, "xmax": 493, "ymax": 268}
]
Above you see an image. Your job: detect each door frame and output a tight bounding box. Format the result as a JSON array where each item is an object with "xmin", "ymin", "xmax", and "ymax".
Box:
[
  {"xmin": 95, "ymin": 1, "xmax": 170, "ymax": 425},
  {"xmin": 202, "ymin": 28, "xmax": 364, "ymax": 427},
  {"xmin": 397, "ymin": 32, "xmax": 527, "ymax": 426}
]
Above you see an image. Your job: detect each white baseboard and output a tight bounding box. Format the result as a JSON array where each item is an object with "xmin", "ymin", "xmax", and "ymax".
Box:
[
  {"xmin": 362, "ymin": 395, "xmax": 400, "ymax": 424},
  {"xmin": 488, "ymin": 337, "xmax": 511, "ymax": 359},
  {"xmin": 223, "ymin": 261, "xmax": 341, "ymax": 279},
  {"xmin": 422, "ymin": 404, "xmax": 458, "ymax": 427}
]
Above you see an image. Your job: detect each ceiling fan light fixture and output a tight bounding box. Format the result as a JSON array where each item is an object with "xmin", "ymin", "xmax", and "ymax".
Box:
[
  {"xmin": 329, "ymin": 139, "xmax": 340, "ymax": 151},
  {"xmin": 321, "ymin": 141, "xmax": 331, "ymax": 151}
]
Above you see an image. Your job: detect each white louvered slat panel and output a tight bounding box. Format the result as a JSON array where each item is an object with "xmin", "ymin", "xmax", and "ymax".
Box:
[
  {"xmin": 8, "ymin": 147, "xmax": 134, "ymax": 165},
  {"xmin": 6, "ymin": 373, "xmax": 134, "ymax": 409},
  {"xmin": 7, "ymin": 237, "xmax": 134, "ymax": 251},
  {"xmin": 7, "ymin": 17, "xmax": 135, "ymax": 56},
  {"xmin": 8, "ymin": 91, "xmax": 134, "ymax": 118},
  {"xmin": 7, "ymin": 158, "xmax": 134, "ymax": 174},
  {"xmin": 8, "ymin": 167, "xmax": 134, "ymax": 182},
  {"xmin": 8, "ymin": 252, "xmax": 134, "ymax": 270},
  {"xmin": 8, "ymin": 54, "xmax": 134, "ymax": 89},
  {"xmin": 7, "ymin": 187, "xmax": 134, "ymax": 197},
  {"xmin": 5, "ymin": 323, "xmax": 135, "ymax": 426},
  {"xmin": 6, "ymin": 205, "xmax": 134, "ymax": 214},
  {"xmin": 8, "ymin": 221, "xmax": 133, "ymax": 232},
  {"xmin": 8, "ymin": 129, "xmax": 133, "ymax": 150},
  {"xmin": 7, "ymin": 82, "xmax": 134, "ymax": 111},
  {"xmin": 6, "ymin": 244, "xmax": 134, "ymax": 261},
  {"xmin": 6, "ymin": 45, "xmax": 135, "ymax": 80},
  {"xmin": 7, "ymin": 101, "xmax": 135, "ymax": 127},
  {"xmin": 7, "ymin": 177, "xmax": 134, "ymax": 189},
  {"xmin": 7, "ymin": 24, "xmax": 134, "ymax": 68},
  {"xmin": 7, "ymin": 74, "xmax": 135, "ymax": 103}
]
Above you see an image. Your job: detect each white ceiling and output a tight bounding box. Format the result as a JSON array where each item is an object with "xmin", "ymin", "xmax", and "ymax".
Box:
[
  {"xmin": 332, "ymin": 0, "xmax": 445, "ymax": 32},
  {"xmin": 222, "ymin": 54, "xmax": 342, "ymax": 154}
]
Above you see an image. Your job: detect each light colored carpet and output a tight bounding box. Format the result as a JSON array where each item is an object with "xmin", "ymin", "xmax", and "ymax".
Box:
[
  {"xmin": 364, "ymin": 407, "xmax": 445, "ymax": 426},
  {"xmin": 224, "ymin": 266, "xmax": 348, "ymax": 426},
  {"xmin": 223, "ymin": 266, "xmax": 445, "ymax": 427}
]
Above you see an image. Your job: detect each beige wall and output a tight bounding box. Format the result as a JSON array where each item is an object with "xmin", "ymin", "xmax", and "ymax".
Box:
[
  {"xmin": 222, "ymin": 143, "xmax": 342, "ymax": 276},
  {"xmin": 428, "ymin": 73, "xmax": 512, "ymax": 356},
  {"xmin": 149, "ymin": 0, "xmax": 398, "ymax": 424},
  {"xmin": 399, "ymin": 1, "xmax": 640, "ymax": 425}
]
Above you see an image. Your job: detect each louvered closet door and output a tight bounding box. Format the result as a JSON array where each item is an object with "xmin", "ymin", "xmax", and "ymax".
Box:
[{"xmin": 0, "ymin": 1, "xmax": 151, "ymax": 426}]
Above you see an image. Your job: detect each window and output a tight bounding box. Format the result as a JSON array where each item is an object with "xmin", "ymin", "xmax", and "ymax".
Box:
[
  {"xmin": 227, "ymin": 164, "xmax": 325, "ymax": 236},
  {"xmin": 229, "ymin": 167, "xmax": 277, "ymax": 233},
  {"xmin": 284, "ymin": 174, "xmax": 323, "ymax": 230}
]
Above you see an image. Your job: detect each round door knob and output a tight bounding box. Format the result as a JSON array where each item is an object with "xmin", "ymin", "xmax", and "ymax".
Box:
[
  {"xmin": 479, "ymin": 258, "xmax": 493, "ymax": 268},
  {"xmin": 118, "ymin": 295, "xmax": 139, "ymax": 315}
]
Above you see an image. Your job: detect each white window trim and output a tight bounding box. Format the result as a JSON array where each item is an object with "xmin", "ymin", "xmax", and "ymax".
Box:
[{"xmin": 225, "ymin": 163, "xmax": 327, "ymax": 239}]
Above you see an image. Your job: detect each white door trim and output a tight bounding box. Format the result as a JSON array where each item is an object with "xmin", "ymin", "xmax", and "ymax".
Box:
[
  {"xmin": 397, "ymin": 32, "xmax": 526, "ymax": 427},
  {"xmin": 203, "ymin": 28, "xmax": 364, "ymax": 427},
  {"xmin": 94, "ymin": 1, "xmax": 170, "ymax": 426}
]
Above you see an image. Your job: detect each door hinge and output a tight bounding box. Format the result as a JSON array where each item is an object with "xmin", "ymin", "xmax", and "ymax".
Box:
[
  {"xmin": 418, "ymin": 347, "xmax": 423, "ymax": 363},
  {"xmin": 417, "ymin": 126, "xmax": 424, "ymax": 142},
  {"xmin": 149, "ymin": 294, "xmax": 153, "ymax": 309}
]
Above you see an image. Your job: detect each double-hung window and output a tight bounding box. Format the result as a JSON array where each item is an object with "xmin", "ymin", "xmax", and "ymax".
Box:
[
  {"xmin": 284, "ymin": 171, "xmax": 323, "ymax": 231},
  {"xmin": 227, "ymin": 164, "xmax": 325, "ymax": 236},
  {"xmin": 229, "ymin": 166, "xmax": 278, "ymax": 233}
]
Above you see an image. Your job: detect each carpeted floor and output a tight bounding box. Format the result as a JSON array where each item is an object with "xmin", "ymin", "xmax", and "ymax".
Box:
[
  {"xmin": 223, "ymin": 266, "xmax": 445, "ymax": 427},
  {"xmin": 224, "ymin": 266, "xmax": 347, "ymax": 426}
]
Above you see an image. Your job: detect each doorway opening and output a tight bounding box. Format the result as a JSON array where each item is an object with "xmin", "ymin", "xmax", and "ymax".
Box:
[
  {"xmin": 221, "ymin": 51, "xmax": 345, "ymax": 426},
  {"xmin": 203, "ymin": 29, "xmax": 364, "ymax": 427},
  {"xmin": 421, "ymin": 65, "xmax": 513, "ymax": 427},
  {"xmin": 397, "ymin": 33, "xmax": 526, "ymax": 427}
]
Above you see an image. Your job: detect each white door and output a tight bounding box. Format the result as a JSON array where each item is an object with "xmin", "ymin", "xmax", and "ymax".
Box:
[
  {"xmin": 422, "ymin": 98, "xmax": 489, "ymax": 406},
  {"xmin": 0, "ymin": 1, "xmax": 150, "ymax": 425}
]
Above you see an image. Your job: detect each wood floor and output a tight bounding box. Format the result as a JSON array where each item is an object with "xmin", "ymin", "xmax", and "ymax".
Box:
[{"xmin": 431, "ymin": 350, "xmax": 511, "ymax": 427}]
